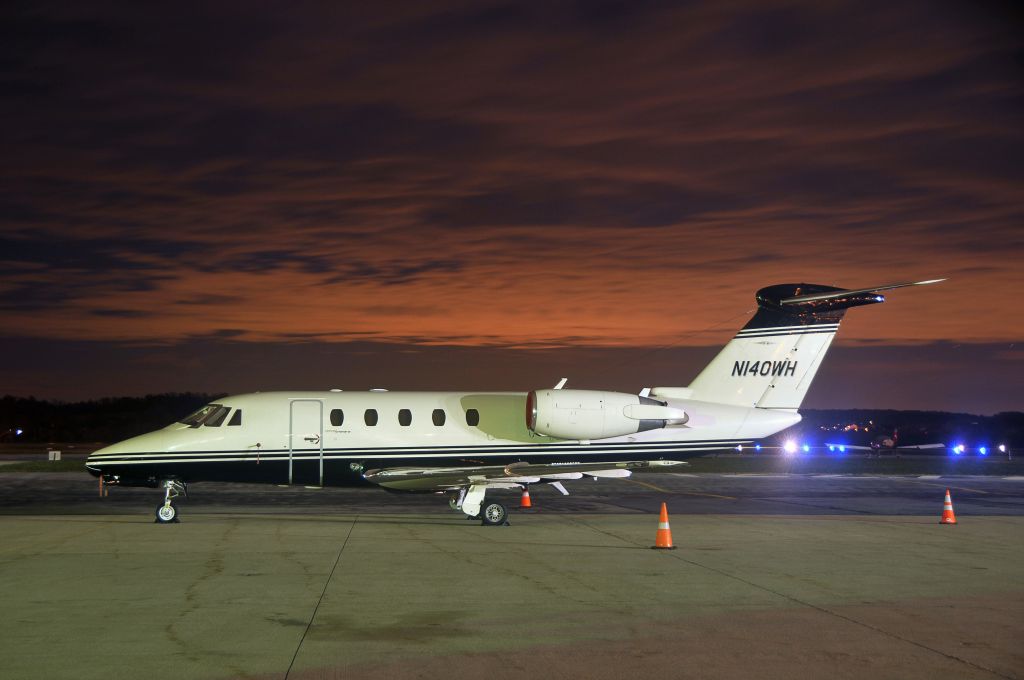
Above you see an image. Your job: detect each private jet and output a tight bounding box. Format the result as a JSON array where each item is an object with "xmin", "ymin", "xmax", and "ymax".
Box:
[
  {"xmin": 827, "ymin": 429, "xmax": 945, "ymax": 456},
  {"xmin": 86, "ymin": 279, "xmax": 943, "ymax": 524}
]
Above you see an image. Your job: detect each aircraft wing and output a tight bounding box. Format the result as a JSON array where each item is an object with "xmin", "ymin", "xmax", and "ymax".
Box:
[
  {"xmin": 896, "ymin": 443, "xmax": 945, "ymax": 450},
  {"xmin": 362, "ymin": 459, "xmax": 687, "ymax": 492}
]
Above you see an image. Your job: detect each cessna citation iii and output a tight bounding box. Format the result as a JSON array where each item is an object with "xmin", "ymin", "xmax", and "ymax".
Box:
[{"xmin": 86, "ymin": 279, "xmax": 943, "ymax": 525}]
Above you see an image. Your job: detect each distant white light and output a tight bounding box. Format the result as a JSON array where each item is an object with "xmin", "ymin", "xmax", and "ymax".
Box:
[
  {"xmin": 15, "ymin": 428, "xmax": 23, "ymax": 436},
  {"xmin": 735, "ymin": 444, "xmax": 743, "ymax": 452},
  {"xmin": 784, "ymin": 440, "xmax": 797, "ymax": 455},
  {"xmin": 998, "ymin": 444, "xmax": 1007, "ymax": 453},
  {"xmin": 875, "ymin": 295, "xmax": 884, "ymax": 302}
]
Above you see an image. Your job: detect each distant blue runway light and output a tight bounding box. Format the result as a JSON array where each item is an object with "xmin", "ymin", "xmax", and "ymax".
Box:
[
  {"xmin": 801, "ymin": 444, "xmax": 810, "ymax": 453},
  {"xmin": 754, "ymin": 444, "xmax": 762, "ymax": 452},
  {"xmin": 979, "ymin": 446, "xmax": 987, "ymax": 455},
  {"xmin": 838, "ymin": 445, "xmax": 846, "ymax": 453},
  {"xmin": 828, "ymin": 445, "xmax": 835, "ymax": 452}
]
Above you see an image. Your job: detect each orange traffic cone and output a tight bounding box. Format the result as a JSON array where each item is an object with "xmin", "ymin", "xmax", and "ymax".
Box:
[
  {"xmin": 940, "ymin": 488, "xmax": 957, "ymax": 524},
  {"xmin": 520, "ymin": 487, "xmax": 532, "ymax": 509},
  {"xmin": 652, "ymin": 502, "xmax": 676, "ymax": 549}
]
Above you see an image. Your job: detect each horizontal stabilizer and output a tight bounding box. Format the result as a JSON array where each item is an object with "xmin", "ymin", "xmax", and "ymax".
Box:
[{"xmin": 779, "ymin": 279, "xmax": 945, "ymax": 307}]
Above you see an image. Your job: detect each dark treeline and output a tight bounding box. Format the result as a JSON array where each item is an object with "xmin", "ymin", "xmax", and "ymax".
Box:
[
  {"xmin": 1, "ymin": 394, "xmax": 1021, "ymax": 446},
  {"xmin": 0, "ymin": 394, "xmax": 221, "ymax": 443}
]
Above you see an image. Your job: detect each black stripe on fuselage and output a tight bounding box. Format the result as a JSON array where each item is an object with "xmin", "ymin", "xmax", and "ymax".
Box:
[
  {"xmin": 86, "ymin": 440, "xmax": 751, "ymax": 485},
  {"xmin": 86, "ymin": 440, "xmax": 751, "ymax": 462}
]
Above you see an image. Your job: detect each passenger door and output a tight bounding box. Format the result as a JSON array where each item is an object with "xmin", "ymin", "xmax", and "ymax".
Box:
[{"xmin": 289, "ymin": 399, "xmax": 324, "ymax": 486}]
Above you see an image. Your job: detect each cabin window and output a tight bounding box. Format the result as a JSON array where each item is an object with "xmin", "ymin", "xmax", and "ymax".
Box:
[
  {"xmin": 432, "ymin": 409, "xmax": 446, "ymax": 426},
  {"xmin": 398, "ymin": 409, "xmax": 412, "ymax": 426},
  {"xmin": 227, "ymin": 410, "xmax": 242, "ymax": 426},
  {"xmin": 330, "ymin": 409, "xmax": 344, "ymax": 426},
  {"xmin": 204, "ymin": 406, "xmax": 230, "ymax": 427},
  {"xmin": 466, "ymin": 408, "xmax": 480, "ymax": 426},
  {"xmin": 364, "ymin": 409, "xmax": 378, "ymax": 426}
]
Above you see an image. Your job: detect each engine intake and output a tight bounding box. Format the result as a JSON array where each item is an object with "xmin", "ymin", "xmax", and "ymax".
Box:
[{"xmin": 526, "ymin": 389, "xmax": 686, "ymax": 440}]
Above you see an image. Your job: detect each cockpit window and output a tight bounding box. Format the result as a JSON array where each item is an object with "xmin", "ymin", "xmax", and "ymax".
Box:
[
  {"xmin": 205, "ymin": 407, "xmax": 229, "ymax": 427},
  {"xmin": 178, "ymin": 404, "xmax": 230, "ymax": 428},
  {"xmin": 227, "ymin": 410, "xmax": 242, "ymax": 426}
]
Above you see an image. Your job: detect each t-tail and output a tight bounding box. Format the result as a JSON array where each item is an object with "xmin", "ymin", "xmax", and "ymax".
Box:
[{"xmin": 685, "ymin": 279, "xmax": 944, "ymax": 410}]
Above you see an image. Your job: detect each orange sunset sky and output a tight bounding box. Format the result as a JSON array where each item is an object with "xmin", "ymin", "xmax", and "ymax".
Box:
[{"xmin": 1, "ymin": 2, "xmax": 1022, "ymax": 412}]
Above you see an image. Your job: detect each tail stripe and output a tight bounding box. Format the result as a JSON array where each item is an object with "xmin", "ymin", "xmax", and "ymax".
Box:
[
  {"xmin": 736, "ymin": 328, "xmax": 838, "ymax": 339},
  {"xmin": 739, "ymin": 322, "xmax": 840, "ymax": 332}
]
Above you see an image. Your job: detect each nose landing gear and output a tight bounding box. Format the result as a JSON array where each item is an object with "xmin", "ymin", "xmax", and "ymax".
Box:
[{"xmin": 155, "ymin": 479, "xmax": 186, "ymax": 524}]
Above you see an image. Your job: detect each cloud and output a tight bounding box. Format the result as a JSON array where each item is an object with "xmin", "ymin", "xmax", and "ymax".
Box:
[
  {"xmin": 0, "ymin": 335, "xmax": 1019, "ymax": 413},
  {"xmin": 0, "ymin": 0, "xmax": 1020, "ymax": 391}
]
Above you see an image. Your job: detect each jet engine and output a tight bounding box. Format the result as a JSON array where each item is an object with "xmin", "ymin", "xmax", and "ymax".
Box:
[{"xmin": 526, "ymin": 389, "xmax": 687, "ymax": 440}]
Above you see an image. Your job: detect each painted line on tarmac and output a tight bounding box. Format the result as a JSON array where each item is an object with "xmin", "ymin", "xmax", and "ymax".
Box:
[
  {"xmin": 624, "ymin": 478, "xmax": 736, "ymax": 500},
  {"xmin": 903, "ymin": 478, "xmax": 990, "ymax": 494},
  {"xmin": 623, "ymin": 478, "xmax": 674, "ymax": 493},
  {"xmin": 571, "ymin": 518, "xmax": 1016, "ymax": 680},
  {"xmin": 662, "ymin": 548, "xmax": 1015, "ymax": 678}
]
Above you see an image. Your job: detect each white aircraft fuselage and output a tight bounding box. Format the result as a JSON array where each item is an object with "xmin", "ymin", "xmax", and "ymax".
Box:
[
  {"xmin": 85, "ymin": 279, "xmax": 943, "ymax": 524},
  {"xmin": 86, "ymin": 390, "xmax": 800, "ymax": 488}
]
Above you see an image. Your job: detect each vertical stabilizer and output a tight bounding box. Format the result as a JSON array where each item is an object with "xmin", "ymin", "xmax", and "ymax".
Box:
[{"xmin": 685, "ymin": 280, "xmax": 942, "ymax": 409}]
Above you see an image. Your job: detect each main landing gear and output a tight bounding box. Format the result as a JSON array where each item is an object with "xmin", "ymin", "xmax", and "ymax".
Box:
[
  {"xmin": 155, "ymin": 479, "xmax": 186, "ymax": 524},
  {"xmin": 450, "ymin": 486, "xmax": 510, "ymax": 526},
  {"xmin": 479, "ymin": 501, "xmax": 509, "ymax": 526}
]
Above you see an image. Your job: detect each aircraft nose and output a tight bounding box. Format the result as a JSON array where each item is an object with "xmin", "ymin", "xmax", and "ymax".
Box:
[
  {"xmin": 85, "ymin": 436, "xmax": 148, "ymax": 473},
  {"xmin": 85, "ymin": 445, "xmax": 109, "ymax": 476}
]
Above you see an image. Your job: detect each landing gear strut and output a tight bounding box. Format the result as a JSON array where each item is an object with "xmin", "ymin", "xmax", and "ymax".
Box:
[{"xmin": 155, "ymin": 479, "xmax": 186, "ymax": 524}]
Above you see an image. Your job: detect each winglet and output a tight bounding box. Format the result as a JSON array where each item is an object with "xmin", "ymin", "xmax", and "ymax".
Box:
[{"xmin": 553, "ymin": 378, "xmax": 568, "ymax": 390}]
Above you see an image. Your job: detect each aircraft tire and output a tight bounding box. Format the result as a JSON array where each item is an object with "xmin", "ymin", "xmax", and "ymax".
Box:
[
  {"xmin": 480, "ymin": 502, "xmax": 509, "ymax": 526},
  {"xmin": 155, "ymin": 502, "xmax": 179, "ymax": 524}
]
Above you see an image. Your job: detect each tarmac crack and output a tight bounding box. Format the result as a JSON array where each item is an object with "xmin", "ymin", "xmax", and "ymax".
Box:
[
  {"xmin": 283, "ymin": 515, "xmax": 359, "ymax": 680},
  {"xmin": 165, "ymin": 519, "xmax": 238, "ymax": 671},
  {"xmin": 571, "ymin": 518, "xmax": 1016, "ymax": 680}
]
